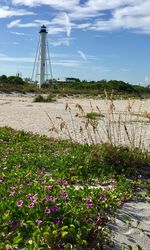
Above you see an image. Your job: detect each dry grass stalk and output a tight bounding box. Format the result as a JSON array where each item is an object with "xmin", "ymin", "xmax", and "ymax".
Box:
[{"xmin": 45, "ymin": 94, "xmax": 149, "ymax": 150}]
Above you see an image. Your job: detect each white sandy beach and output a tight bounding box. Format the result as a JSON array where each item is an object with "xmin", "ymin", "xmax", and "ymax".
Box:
[
  {"xmin": 0, "ymin": 93, "xmax": 150, "ymax": 149},
  {"xmin": 0, "ymin": 93, "xmax": 150, "ymax": 249}
]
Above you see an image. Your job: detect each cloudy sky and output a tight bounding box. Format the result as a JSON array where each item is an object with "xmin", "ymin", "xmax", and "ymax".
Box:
[{"xmin": 0, "ymin": 0, "xmax": 150, "ymax": 84}]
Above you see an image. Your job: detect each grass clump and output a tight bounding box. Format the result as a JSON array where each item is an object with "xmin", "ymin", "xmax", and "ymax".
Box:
[
  {"xmin": 0, "ymin": 127, "xmax": 149, "ymax": 250},
  {"xmin": 85, "ymin": 111, "xmax": 105, "ymax": 120},
  {"xmin": 33, "ymin": 94, "xmax": 56, "ymax": 103}
]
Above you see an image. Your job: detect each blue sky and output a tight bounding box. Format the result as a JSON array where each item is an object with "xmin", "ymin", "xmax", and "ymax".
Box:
[{"xmin": 0, "ymin": 0, "xmax": 150, "ymax": 84}]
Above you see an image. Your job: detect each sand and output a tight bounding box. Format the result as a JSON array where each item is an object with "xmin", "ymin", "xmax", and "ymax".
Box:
[
  {"xmin": 0, "ymin": 93, "xmax": 150, "ymax": 149},
  {"xmin": 0, "ymin": 93, "xmax": 150, "ymax": 249},
  {"xmin": 112, "ymin": 198, "xmax": 150, "ymax": 250}
]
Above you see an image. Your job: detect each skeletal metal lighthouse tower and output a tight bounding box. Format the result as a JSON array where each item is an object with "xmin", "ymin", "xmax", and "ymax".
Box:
[{"xmin": 32, "ymin": 25, "xmax": 53, "ymax": 88}]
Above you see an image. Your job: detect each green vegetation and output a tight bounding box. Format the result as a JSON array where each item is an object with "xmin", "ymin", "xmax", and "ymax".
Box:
[
  {"xmin": 50, "ymin": 80, "xmax": 150, "ymax": 98},
  {"xmin": 33, "ymin": 94, "xmax": 56, "ymax": 103},
  {"xmin": 85, "ymin": 111, "xmax": 105, "ymax": 120},
  {"xmin": 0, "ymin": 74, "xmax": 150, "ymax": 98},
  {"xmin": 0, "ymin": 127, "xmax": 149, "ymax": 249}
]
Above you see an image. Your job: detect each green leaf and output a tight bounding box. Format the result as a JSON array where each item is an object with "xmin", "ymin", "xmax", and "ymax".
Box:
[
  {"xmin": 52, "ymin": 230, "xmax": 57, "ymax": 236},
  {"xmin": 137, "ymin": 245, "xmax": 143, "ymax": 250},
  {"xmin": 82, "ymin": 240, "xmax": 87, "ymax": 245},
  {"xmin": 2, "ymin": 212, "xmax": 10, "ymax": 220},
  {"xmin": 136, "ymin": 220, "xmax": 141, "ymax": 227},
  {"xmin": 33, "ymin": 229, "xmax": 40, "ymax": 238},
  {"xmin": 70, "ymin": 224, "xmax": 75, "ymax": 228},
  {"xmin": 62, "ymin": 226, "xmax": 68, "ymax": 231},
  {"xmin": 43, "ymin": 232, "xmax": 50, "ymax": 237},
  {"xmin": 124, "ymin": 215, "xmax": 131, "ymax": 222},
  {"xmin": 64, "ymin": 243, "xmax": 73, "ymax": 250},
  {"xmin": 27, "ymin": 220, "xmax": 35, "ymax": 226},
  {"xmin": 62, "ymin": 231, "xmax": 68, "ymax": 237},
  {"xmin": 13, "ymin": 235, "xmax": 22, "ymax": 244}
]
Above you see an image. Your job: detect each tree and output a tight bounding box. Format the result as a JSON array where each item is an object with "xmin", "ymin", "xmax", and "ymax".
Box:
[
  {"xmin": 0, "ymin": 75, "xmax": 8, "ymax": 83},
  {"xmin": 7, "ymin": 76, "xmax": 25, "ymax": 85}
]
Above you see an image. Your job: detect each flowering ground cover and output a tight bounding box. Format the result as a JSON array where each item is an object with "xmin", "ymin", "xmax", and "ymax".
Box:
[{"xmin": 0, "ymin": 127, "xmax": 149, "ymax": 250}]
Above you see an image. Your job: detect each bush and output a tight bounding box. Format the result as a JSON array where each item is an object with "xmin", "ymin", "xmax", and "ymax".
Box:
[{"xmin": 33, "ymin": 94, "xmax": 56, "ymax": 102}]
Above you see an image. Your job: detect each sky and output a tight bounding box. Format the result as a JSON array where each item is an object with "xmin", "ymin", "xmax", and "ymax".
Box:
[{"xmin": 0, "ymin": 0, "xmax": 150, "ymax": 84}]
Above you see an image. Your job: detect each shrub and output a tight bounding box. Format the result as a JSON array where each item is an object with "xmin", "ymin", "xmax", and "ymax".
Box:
[{"xmin": 33, "ymin": 94, "xmax": 56, "ymax": 102}]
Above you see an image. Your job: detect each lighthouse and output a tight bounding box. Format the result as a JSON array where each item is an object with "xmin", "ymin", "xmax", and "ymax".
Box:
[{"xmin": 32, "ymin": 25, "xmax": 53, "ymax": 88}]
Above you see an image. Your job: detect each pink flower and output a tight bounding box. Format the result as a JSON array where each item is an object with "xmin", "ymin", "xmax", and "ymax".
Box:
[
  {"xmin": 33, "ymin": 194, "xmax": 37, "ymax": 199},
  {"xmin": 45, "ymin": 207, "xmax": 51, "ymax": 214},
  {"xmin": 119, "ymin": 200, "xmax": 125, "ymax": 206},
  {"xmin": 16, "ymin": 164, "xmax": 21, "ymax": 169},
  {"xmin": 51, "ymin": 205, "xmax": 59, "ymax": 212},
  {"xmin": 32, "ymin": 194, "xmax": 38, "ymax": 203},
  {"xmin": 96, "ymin": 216, "xmax": 102, "ymax": 222},
  {"xmin": 58, "ymin": 180, "xmax": 68, "ymax": 185},
  {"xmin": 11, "ymin": 220, "xmax": 18, "ymax": 227},
  {"xmin": 100, "ymin": 195, "xmax": 107, "ymax": 201},
  {"xmin": 84, "ymin": 197, "xmax": 90, "ymax": 201},
  {"xmin": 28, "ymin": 203, "xmax": 34, "ymax": 208},
  {"xmin": 46, "ymin": 195, "xmax": 53, "ymax": 201},
  {"xmin": 35, "ymin": 219, "xmax": 42, "ymax": 225},
  {"xmin": 26, "ymin": 193, "xmax": 32, "ymax": 199},
  {"xmin": 61, "ymin": 190, "xmax": 68, "ymax": 199},
  {"xmin": 40, "ymin": 199, "xmax": 45, "ymax": 205},
  {"xmin": 27, "ymin": 181, "xmax": 32, "ymax": 186},
  {"xmin": 47, "ymin": 185, "xmax": 53, "ymax": 190},
  {"xmin": 55, "ymin": 217, "xmax": 62, "ymax": 224},
  {"xmin": 86, "ymin": 203, "xmax": 93, "ymax": 208},
  {"xmin": 17, "ymin": 200, "xmax": 23, "ymax": 207}
]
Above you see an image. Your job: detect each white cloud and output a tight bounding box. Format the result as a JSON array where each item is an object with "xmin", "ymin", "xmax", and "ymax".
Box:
[
  {"xmin": 145, "ymin": 76, "xmax": 149, "ymax": 82},
  {"xmin": 47, "ymin": 13, "xmax": 72, "ymax": 36},
  {"xmin": 75, "ymin": 23, "xmax": 91, "ymax": 29},
  {"xmin": 7, "ymin": 0, "xmax": 150, "ymax": 35},
  {"xmin": 0, "ymin": 55, "xmax": 34, "ymax": 62},
  {"xmin": 52, "ymin": 60, "xmax": 80, "ymax": 68},
  {"xmin": 0, "ymin": 54, "xmax": 82, "ymax": 68},
  {"xmin": 47, "ymin": 26, "xmax": 66, "ymax": 35},
  {"xmin": 0, "ymin": 6, "xmax": 34, "ymax": 18},
  {"xmin": 11, "ymin": 31, "xmax": 26, "ymax": 35},
  {"xmin": 78, "ymin": 50, "xmax": 87, "ymax": 60},
  {"xmin": 88, "ymin": 1, "xmax": 150, "ymax": 34},
  {"xmin": 11, "ymin": 0, "xmax": 79, "ymax": 10},
  {"xmin": 7, "ymin": 13, "xmax": 72, "ymax": 37},
  {"xmin": 7, "ymin": 19, "xmax": 39, "ymax": 28},
  {"xmin": 51, "ymin": 37, "xmax": 73, "ymax": 47},
  {"xmin": 64, "ymin": 13, "xmax": 71, "ymax": 37}
]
